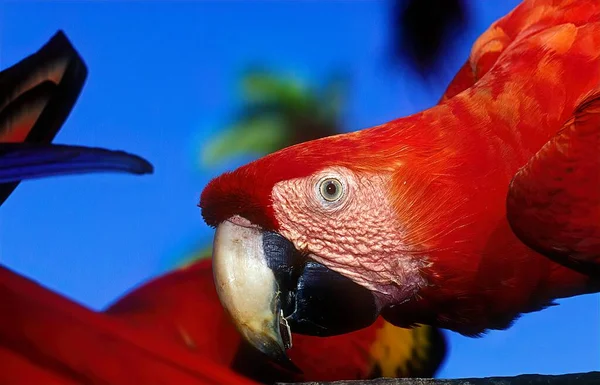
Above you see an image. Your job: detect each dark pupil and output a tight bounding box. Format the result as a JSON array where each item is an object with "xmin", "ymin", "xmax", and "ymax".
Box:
[{"xmin": 325, "ymin": 181, "xmax": 337, "ymax": 196}]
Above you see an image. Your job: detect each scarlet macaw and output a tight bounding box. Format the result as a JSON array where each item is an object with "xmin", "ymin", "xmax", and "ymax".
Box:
[
  {"xmin": 0, "ymin": 30, "xmax": 446, "ymax": 384},
  {"xmin": 199, "ymin": 0, "xmax": 600, "ymax": 366},
  {"xmin": 0, "ymin": 30, "xmax": 247, "ymax": 385}
]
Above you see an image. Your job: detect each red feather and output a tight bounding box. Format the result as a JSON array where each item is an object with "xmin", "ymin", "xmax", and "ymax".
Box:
[
  {"xmin": 200, "ymin": 0, "xmax": 600, "ymax": 335},
  {"xmin": 0, "ymin": 265, "xmax": 256, "ymax": 385}
]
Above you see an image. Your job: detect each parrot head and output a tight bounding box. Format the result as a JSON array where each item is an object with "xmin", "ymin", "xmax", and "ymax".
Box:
[{"xmin": 200, "ymin": 122, "xmax": 434, "ymax": 368}]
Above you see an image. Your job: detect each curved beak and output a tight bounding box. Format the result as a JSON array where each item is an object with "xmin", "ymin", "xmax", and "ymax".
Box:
[
  {"xmin": 212, "ymin": 217, "xmax": 379, "ymax": 370},
  {"xmin": 212, "ymin": 219, "xmax": 298, "ymax": 372}
]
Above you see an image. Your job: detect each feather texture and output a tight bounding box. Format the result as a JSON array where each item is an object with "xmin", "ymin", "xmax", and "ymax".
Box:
[{"xmin": 200, "ymin": 0, "xmax": 600, "ymax": 335}]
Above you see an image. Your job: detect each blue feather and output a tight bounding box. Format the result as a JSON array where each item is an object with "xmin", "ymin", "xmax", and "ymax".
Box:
[{"xmin": 0, "ymin": 143, "xmax": 153, "ymax": 184}]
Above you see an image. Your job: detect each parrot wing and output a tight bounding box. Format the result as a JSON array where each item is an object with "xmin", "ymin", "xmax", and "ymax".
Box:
[
  {"xmin": 0, "ymin": 345, "xmax": 80, "ymax": 385},
  {"xmin": 107, "ymin": 258, "xmax": 447, "ymax": 382},
  {"xmin": 507, "ymin": 92, "xmax": 600, "ymax": 279},
  {"xmin": 0, "ymin": 30, "xmax": 86, "ymax": 205},
  {"xmin": 105, "ymin": 258, "xmax": 243, "ymax": 367},
  {"xmin": 0, "ymin": 31, "xmax": 86, "ymax": 145},
  {"xmin": 439, "ymin": 4, "xmax": 514, "ymax": 102},
  {"xmin": 0, "ymin": 142, "xmax": 152, "ymax": 184},
  {"xmin": 0, "ymin": 265, "xmax": 255, "ymax": 385},
  {"xmin": 0, "ymin": 30, "xmax": 153, "ymax": 206},
  {"xmin": 440, "ymin": 1, "xmax": 600, "ymax": 102}
]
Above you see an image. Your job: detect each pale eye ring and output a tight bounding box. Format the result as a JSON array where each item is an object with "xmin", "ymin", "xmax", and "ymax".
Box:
[{"xmin": 319, "ymin": 178, "xmax": 343, "ymax": 202}]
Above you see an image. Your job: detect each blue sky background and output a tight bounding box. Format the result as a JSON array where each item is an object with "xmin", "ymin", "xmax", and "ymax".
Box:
[{"xmin": 0, "ymin": 0, "xmax": 598, "ymax": 379}]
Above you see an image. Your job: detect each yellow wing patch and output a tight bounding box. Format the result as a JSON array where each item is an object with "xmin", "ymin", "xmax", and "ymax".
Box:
[{"xmin": 368, "ymin": 322, "xmax": 445, "ymax": 378}]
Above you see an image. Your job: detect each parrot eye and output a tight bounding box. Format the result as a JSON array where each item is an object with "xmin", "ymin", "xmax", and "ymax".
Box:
[{"xmin": 318, "ymin": 178, "xmax": 343, "ymax": 202}]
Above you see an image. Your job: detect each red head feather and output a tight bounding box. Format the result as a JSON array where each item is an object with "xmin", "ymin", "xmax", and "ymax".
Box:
[{"xmin": 198, "ymin": 116, "xmax": 431, "ymax": 231}]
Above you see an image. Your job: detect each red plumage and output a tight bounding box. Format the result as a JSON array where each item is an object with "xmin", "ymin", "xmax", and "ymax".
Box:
[{"xmin": 200, "ymin": 0, "xmax": 600, "ymax": 338}]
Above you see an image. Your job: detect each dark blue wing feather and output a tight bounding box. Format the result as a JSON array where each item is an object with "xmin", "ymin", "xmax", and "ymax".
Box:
[{"xmin": 0, "ymin": 143, "xmax": 153, "ymax": 184}]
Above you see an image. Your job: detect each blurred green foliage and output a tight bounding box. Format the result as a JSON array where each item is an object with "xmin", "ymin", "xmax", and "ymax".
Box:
[
  {"xmin": 179, "ymin": 69, "xmax": 349, "ymax": 267},
  {"xmin": 200, "ymin": 69, "xmax": 347, "ymax": 167}
]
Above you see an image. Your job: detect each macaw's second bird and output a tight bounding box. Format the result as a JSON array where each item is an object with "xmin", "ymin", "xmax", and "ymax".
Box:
[{"xmin": 199, "ymin": 0, "xmax": 600, "ymax": 366}]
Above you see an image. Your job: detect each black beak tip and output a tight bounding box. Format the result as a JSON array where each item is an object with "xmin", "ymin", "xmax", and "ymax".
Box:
[
  {"xmin": 249, "ymin": 331, "xmax": 303, "ymax": 375},
  {"xmin": 256, "ymin": 338, "xmax": 303, "ymax": 374},
  {"xmin": 273, "ymin": 354, "xmax": 303, "ymax": 374}
]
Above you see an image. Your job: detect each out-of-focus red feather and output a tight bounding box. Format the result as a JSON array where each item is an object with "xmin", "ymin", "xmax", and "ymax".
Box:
[
  {"xmin": 106, "ymin": 259, "xmax": 242, "ymax": 367},
  {"xmin": 107, "ymin": 258, "xmax": 446, "ymax": 382},
  {"xmin": 0, "ymin": 265, "xmax": 256, "ymax": 385},
  {"xmin": 0, "ymin": 345, "xmax": 80, "ymax": 385},
  {"xmin": 0, "ymin": 259, "xmax": 446, "ymax": 383}
]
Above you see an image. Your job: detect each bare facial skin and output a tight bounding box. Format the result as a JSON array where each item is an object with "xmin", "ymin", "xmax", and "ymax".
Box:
[{"xmin": 271, "ymin": 166, "xmax": 428, "ymax": 305}]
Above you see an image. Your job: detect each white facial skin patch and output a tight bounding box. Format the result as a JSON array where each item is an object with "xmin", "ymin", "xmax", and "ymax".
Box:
[{"xmin": 271, "ymin": 166, "xmax": 428, "ymax": 305}]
